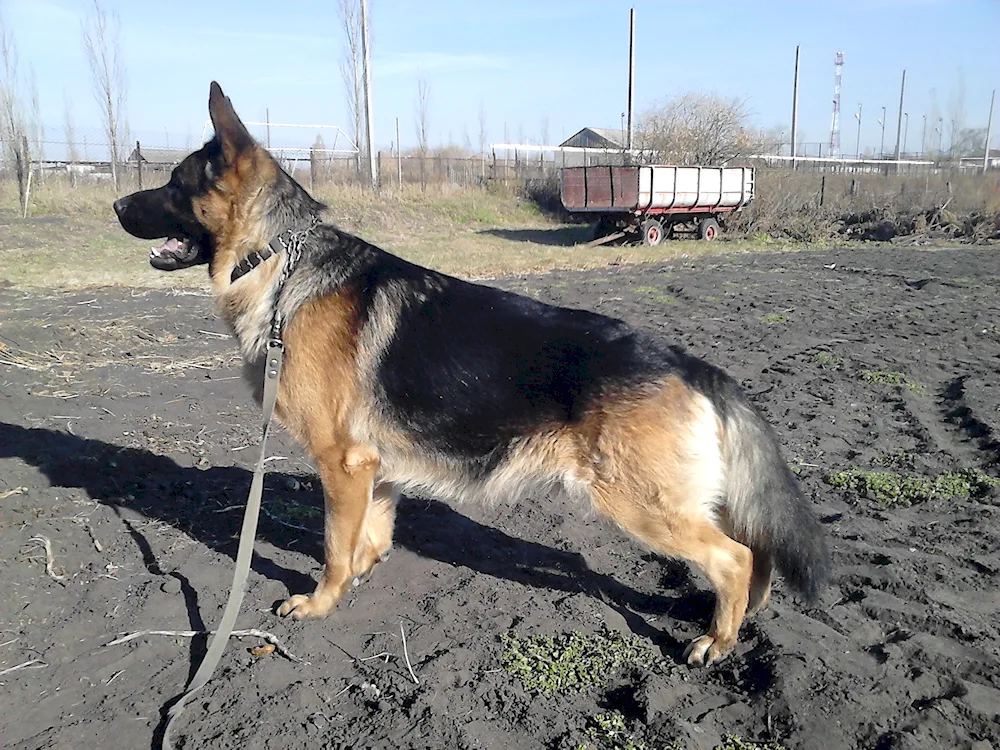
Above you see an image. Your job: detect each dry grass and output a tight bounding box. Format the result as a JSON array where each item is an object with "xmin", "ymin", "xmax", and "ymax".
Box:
[
  {"xmin": 728, "ymin": 169, "xmax": 1000, "ymax": 242},
  {"xmin": 3, "ymin": 169, "xmax": 995, "ymax": 291},
  {"xmin": 0, "ymin": 177, "xmax": 744, "ymax": 290}
]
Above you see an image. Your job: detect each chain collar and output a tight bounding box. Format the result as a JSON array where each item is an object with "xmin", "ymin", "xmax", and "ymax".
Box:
[
  {"xmin": 267, "ymin": 216, "xmax": 319, "ymax": 342},
  {"xmin": 230, "ymin": 217, "xmax": 318, "ymax": 285}
]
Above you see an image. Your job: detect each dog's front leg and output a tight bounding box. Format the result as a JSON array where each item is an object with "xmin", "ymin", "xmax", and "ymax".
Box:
[{"xmin": 278, "ymin": 443, "xmax": 379, "ymax": 619}]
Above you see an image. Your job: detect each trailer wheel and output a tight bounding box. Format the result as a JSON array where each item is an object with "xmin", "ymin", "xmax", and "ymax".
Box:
[
  {"xmin": 697, "ymin": 218, "xmax": 720, "ymax": 240},
  {"xmin": 641, "ymin": 218, "xmax": 665, "ymax": 247}
]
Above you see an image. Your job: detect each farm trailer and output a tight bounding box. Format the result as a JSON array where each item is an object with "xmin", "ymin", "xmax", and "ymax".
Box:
[{"xmin": 560, "ymin": 165, "xmax": 755, "ymax": 245}]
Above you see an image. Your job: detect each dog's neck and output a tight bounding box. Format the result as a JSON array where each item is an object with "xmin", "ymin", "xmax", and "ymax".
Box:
[{"xmin": 229, "ymin": 216, "xmax": 319, "ymax": 284}]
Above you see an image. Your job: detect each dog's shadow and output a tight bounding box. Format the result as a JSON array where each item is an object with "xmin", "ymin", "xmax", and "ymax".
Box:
[{"xmin": 0, "ymin": 422, "xmax": 708, "ymax": 648}]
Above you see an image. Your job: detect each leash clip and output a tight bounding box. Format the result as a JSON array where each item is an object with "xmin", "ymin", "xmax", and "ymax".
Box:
[{"xmin": 265, "ymin": 339, "xmax": 284, "ymax": 380}]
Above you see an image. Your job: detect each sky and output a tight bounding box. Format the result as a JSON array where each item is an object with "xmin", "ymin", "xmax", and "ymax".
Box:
[{"xmin": 2, "ymin": 0, "xmax": 998, "ymax": 157}]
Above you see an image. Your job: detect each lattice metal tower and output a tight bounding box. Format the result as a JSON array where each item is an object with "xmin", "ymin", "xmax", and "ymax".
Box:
[{"xmin": 829, "ymin": 52, "xmax": 844, "ymax": 158}]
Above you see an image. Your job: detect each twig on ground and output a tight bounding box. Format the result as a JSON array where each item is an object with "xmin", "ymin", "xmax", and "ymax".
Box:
[
  {"xmin": 261, "ymin": 508, "xmax": 322, "ymax": 536},
  {"xmin": 0, "ymin": 659, "xmax": 47, "ymax": 677},
  {"xmin": 28, "ymin": 535, "xmax": 67, "ymax": 582},
  {"xmin": 0, "ymin": 487, "xmax": 28, "ymax": 500},
  {"xmin": 399, "ymin": 622, "xmax": 419, "ymax": 685},
  {"xmin": 84, "ymin": 522, "xmax": 104, "ymax": 553},
  {"xmin": 106, "ymin": 628, "xmax": 310, "ymax": 665}
]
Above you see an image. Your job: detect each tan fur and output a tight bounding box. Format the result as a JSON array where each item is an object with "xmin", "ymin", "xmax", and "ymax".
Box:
[
  {"xmin": 576, "ymin": 377, "xmax": 753, "ymax": 665},
  {"xmin": 194, "ymin": 87, "xmax": 774, "ymax": 661}
]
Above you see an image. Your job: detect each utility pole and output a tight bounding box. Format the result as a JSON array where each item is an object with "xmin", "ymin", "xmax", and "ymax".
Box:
[
  {"xmin": 855, "ymin": 103, "xmax": 862, "ymax": 159},
  {"xmin": 985, "ymin": 89, "xmax": 996, "ymax": 173},
  {"xmin": 360, "ymin": 0, "xmax": 377, "ymax": 190},
  {"xmin": 790, "ymin": 45, "xmax": 800, "ymax": 167},
  {"xmin": 879, "ymin": 106, "xmax": 886, "ymax": 158},
  {"xmin": 921, "ymin": 115, "xmax": 927, "ymax": 156},
  {"xmin": 626, "ymin": 7, "xmax": 635, "ymax": 152},
  {"xmin": 902, "ymin": 113, "xmax": 909, "ymax": 156},
  {"xmin": 830, "ymin": 52, "xmax": 843, "ymax": 158},
  {"xmin": 892, "ymin": 69, "xmax": 906, "ymax": 160}
]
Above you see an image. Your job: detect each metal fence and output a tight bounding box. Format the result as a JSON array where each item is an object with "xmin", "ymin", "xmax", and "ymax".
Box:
[{"xmin": 1, "ymin": 136, "xmax": 992, "ymax": 199}]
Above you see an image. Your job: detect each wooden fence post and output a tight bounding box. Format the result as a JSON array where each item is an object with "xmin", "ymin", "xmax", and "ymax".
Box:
[
  {"xmin": 136, "ymin": 140, "xmax": 143, "ymax": 190},
  {"xmin": 20, "ymin": 135, "xmax": 32, "ymax": 218}
]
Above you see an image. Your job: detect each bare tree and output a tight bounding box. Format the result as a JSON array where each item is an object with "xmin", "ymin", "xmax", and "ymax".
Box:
[
  {"xmin": 63, "ymin": 94, "xmax": 80, "ymax": 185},
  {"xmin": 0, "ymin": 13, "xmax": 30, "ymax": 213},
  {"xmin": 637, "ymin": 92, "xmax": 762, "ymax": 165},
  {"xmin": 28, "ymin": 66, "xmax": 43, "ymax": 178},
  {"xmin": 415, "ymin": 77, "xmax": 429, "ymax": 190},
  {"xmin": 927, "ymin": 93, "xmax": 944, "ymax": 157},
  {"xmin": 337, "ymin": 0, "xmax": 365, "ymax": 181},
  {"xmin": 478, "ymin": 104, "xmax": 487, "ymax": 156},
  {"xmin": 539, "ymin": 117, "xmax": 550, "ymax": 147},
  {"xmin": 761, "ymin": 124, "xmax": 787, "ymax": 155},
  {"xmin": 81, "ymin": 0, "xmax": 128, "ymax": 193},
  {"xmin": 952, "ymin": 126, "xmax": 987, "ymax": 157},
  {"xmin": 947, "ymin": 69, "xmax": 966, "ymax": 158}
]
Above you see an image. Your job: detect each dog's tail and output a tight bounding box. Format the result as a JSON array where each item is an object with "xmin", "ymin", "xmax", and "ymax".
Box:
[{"xmin": 716, "ymin": 388, "xmax": 830, "ymax": 603}]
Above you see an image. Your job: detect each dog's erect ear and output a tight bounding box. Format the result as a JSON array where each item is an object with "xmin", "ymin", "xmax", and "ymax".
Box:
[{"xmin": 208, "ymin": 81, "xmax": 253, "ymax": 163}]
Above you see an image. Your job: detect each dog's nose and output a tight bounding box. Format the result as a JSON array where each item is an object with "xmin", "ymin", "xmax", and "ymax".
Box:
[{"xmin": 113, "ymin": 196, "xmax": 130, "ymax": 216}]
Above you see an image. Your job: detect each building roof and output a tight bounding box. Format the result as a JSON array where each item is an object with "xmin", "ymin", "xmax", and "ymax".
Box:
[
  {"xmin": 559, "ymin": 127, "xmax": 626, "ymax": 149},
  {"xmin": 127, "ymin": 147, "xmax": 186, "ymax": 165}
]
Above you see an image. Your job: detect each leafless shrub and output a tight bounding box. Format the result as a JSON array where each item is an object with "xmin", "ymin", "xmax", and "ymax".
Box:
[{"xmin": 637, "ymin": 92, "xmax": 763, "ymax": 165}]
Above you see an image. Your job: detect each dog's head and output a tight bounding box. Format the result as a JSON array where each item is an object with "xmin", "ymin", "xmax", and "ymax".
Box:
[{"xmin": 114, "ymin": 82, "xmax": 280, "ymax": 274}]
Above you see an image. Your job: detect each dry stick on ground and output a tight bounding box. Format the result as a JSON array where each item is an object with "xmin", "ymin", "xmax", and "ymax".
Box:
[
  {"xmin": 84, "ymin": 521, "xmax": 104, "ymax": 552},
  {"xmin": 28, "ymin": 535, "xmax": 67, "ymax": 582},
  {"xmin": 399, "ymin": 622, "xmax": 419, "ymax": 685},
  {"xmin": 261, "ymin": 507, "xmax": 323, "ymax": 536},
  {"xmin": 0, "ymin": 659, "xmax": 47, "ymax": 677},
  {"xmin": 106, "ymin": 628, "xmax": 311, "ymax": 665}
]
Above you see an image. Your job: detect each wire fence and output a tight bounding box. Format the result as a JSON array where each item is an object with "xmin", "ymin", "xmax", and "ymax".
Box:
[{"xmin": 1, "ymin": 134, "xmax": 993, "ymax": 201}]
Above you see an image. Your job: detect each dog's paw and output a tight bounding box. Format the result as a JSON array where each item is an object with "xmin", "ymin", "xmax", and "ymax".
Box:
[
  {"xmin": 351, "ymin": 545, "xmax": 393, "ymax": 588},
  {"xmin": 276, "ymin": 592, "xmax": 337, "ymax": 619},
  {"xmin": 683, "ymin": 634, "xmax": 734, "ymax": 667}
]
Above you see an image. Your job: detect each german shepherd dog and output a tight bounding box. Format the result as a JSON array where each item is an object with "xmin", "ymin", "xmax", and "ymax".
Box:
[{"xmin": 114, "ymin": 83, "xmax": 829, "ymax": 666}]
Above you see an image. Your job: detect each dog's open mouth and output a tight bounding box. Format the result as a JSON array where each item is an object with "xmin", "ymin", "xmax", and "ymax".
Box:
[{"xmin": 149, "ymin": 237, "xmax": 203, "ymax": 271}]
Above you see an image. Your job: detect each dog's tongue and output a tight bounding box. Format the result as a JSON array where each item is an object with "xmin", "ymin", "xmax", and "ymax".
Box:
[
  {"xmin": 151, "ymin": 237, "xmax": 185, "ymax": 257},
  {"xmin": 149, "ymin": 237, "xmax": 198, "ymax": 270}
]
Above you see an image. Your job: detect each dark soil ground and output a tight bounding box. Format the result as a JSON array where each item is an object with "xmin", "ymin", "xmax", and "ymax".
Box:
[{"xmin": 1, "ymin": 247, "xmax": 998, "ymax": 750}]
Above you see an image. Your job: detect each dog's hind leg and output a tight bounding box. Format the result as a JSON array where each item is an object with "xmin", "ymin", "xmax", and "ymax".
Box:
[
  {"xmin": 278, "ymin": 443, "xmax": 379, "ymax": 619},
  {"xmin": 747, "ymin": 549, "xmax": 773, "ymax": 616},
  {"xmin": 352, "ymin": 482, "xmax": 398, "ymax": 583},
  {"xmin": 593, "ymin": 482, "xmax": 752, "ymax": 667}
]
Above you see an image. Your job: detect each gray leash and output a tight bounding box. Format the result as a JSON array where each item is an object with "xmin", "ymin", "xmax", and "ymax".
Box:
[
  {"xmin": 161, "ymin": 223, "xmax": 314, "ymax": 749},
  {"xmin": 161, "ymin": 338, "xmax": 283, "ymax": 750}
]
